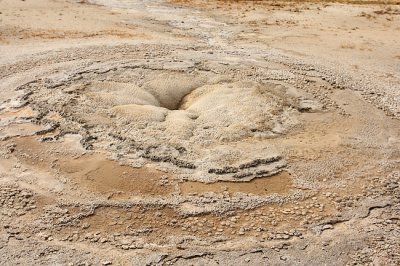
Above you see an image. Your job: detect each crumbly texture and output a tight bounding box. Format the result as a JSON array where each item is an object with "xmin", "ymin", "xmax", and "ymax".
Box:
[{"xmin": 0, "ymin": 0, "xmax": 399, "ymax": 265}]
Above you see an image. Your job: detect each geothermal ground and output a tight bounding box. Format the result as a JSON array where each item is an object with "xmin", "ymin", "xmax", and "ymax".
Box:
[{"xmin": 0, "ymin": 0, "xmax": 399, "ymax": 265}]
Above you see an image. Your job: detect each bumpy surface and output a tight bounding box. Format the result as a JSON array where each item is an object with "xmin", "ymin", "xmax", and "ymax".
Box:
[{"xmin": 0, "ymin": 0, "xmax": 399, "ymax": 265}]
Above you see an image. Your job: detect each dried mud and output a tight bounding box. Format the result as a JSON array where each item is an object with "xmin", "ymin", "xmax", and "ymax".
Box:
[{"xmin": 0, "ymin": 0, "xmax": 399, "ymax": 265}]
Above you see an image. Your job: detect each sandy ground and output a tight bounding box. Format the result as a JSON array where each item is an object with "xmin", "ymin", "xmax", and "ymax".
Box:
[{"xmin": 0, "ymin": 0, "xmax": 399, "ymax": 265}]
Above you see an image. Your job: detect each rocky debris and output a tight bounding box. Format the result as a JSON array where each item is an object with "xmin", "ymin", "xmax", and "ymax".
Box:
[
  {"xmin": 0, "ymin": 185, "xmax": 36, "ymax": 216},
  {"xmin": 38, "ymin": 205, "xmax": 96, "ymax": 229},
  {"xmin": 0, "ymin": 0, "xmax": 399, "ymax": 264},
  {"xmin": 141, "ymin": 153, "xmax": 196, "ymax": 169},
  {"xmin": 4, "ymin": 224, "xmax": 23, "ymax": 240},
  {"xmin": 114, "ymin": 235, "xmax": 145, "ymax": 250},
  {"xmin": 208, "ymin": 156, "xmax": 284, "ymax": 176}
]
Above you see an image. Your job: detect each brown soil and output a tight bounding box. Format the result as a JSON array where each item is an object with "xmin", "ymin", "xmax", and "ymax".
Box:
[{"xmin": 0, "ymin": 0, "xmax": 399, "ymax": 265}]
